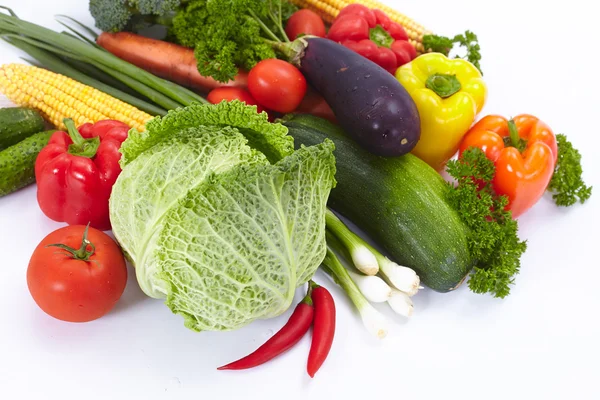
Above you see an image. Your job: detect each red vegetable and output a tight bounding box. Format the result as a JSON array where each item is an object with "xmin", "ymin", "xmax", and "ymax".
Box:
[
  {"xmin": 217, "ymin": 292, "xmax": 314, "ymax": 371},
  {"xmin": 326, "ymin": 4, "xmax": 416, "ymax": 73},
  {"xmin": 295, "ymin": 87, "xmax": 337, "ymax": 123},
  {"xmin": 27, "ymin": 224, "xmax": 127, "ymax": 323},
  {"xmin": 207, "ymin": 87, "xmax": 266, "ymax": 114},
  {"xmin": 248, "ymin": 59, "xmax": 307, "ymax": 113},
  {"xmin": 97, "ymin": 32, "xmax": 248, "ymax": 93},
  {"xmin": 285, "ymin": 9, "xmax": 326, "ymax": 40},
  {"xmin": 35, "ymin": 118, "xmax": 129, "ymax": 231},
  {"xmin": 307, "ymin": 281, "xmax": 336, "ymax": 378}
]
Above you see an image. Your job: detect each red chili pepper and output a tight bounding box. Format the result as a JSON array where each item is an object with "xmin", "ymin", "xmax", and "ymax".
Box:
[
  {"xmin": 307, "ymin": 281, "xmax": 336, "ymax": 378},
  {"xmin": 327, "ymin": 4, "xmax": 416, "ymax": 74},
  {"xmin": 35, "ymin": 118, "xmax": 129, "ymax": 231},
  {"xmin": 217, "ymin": 292, "xmax": 314, "ymax": 371}
]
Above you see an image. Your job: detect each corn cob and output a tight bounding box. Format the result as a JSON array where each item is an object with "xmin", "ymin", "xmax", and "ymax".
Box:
[
  {"xmin": 0, "ymin": 64, "xmax": 153, "ymax": 131},
  {"xmin": 290, "ymin": 0, "xmax": 432, "ymax": 53}
]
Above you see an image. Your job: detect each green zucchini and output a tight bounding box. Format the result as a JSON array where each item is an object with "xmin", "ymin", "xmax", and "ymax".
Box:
[
  {"xmin": 0, "ymin": 130, "xmax": 54, "ymax": 197},
  {"xmin": 284, "ymin": 114, "xmax": 473, "ymax": 292},
  {"xmin": 0, "ymin": 107, "xmax": 46, "ymax": 151}
]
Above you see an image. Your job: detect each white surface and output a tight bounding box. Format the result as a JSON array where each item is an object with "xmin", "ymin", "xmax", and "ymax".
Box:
[{"xmin": 1, "ymin": 1, "xmax": 599, "ymax": 399}]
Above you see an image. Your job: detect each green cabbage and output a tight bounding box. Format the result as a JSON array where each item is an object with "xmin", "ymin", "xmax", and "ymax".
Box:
[{"xmin": 109, "ymin": 102, "xmax": 336, "ymax": 331}]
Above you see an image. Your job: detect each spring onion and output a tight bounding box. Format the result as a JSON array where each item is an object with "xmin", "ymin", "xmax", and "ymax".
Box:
[
  {"xmin": 387, "ymin": 290, "xmax": 414, "ymax": 318},
  {"xmin": 346, "ymin": 270, "xmax": 392, "ymax": 303}
]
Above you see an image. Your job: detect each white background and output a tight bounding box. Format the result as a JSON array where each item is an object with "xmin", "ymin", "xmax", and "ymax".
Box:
[{"xmin": 1, "ymin": 1, "xmax": 599, "ymax": 399}]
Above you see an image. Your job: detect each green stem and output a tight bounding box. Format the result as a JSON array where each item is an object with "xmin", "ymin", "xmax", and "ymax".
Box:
[
  {"xmin": 322, "ymin": 247, "xmax": 368, "ymax": 310},
  {"xmin": 425, "ymin": 73, "xmax": 461, "ymax": 98},
  {"xmin": 46, "ymin": 223, "xmax": 96, "ymax": 261},
  {"xmin": 506, "ymin": 119, "xmax": 526, "ymax": 152},
  {"xmin": 64, "ymin": 118, "xmax": 100, "ymax": 158},
  {"xmin": 248, "ymin": 10, "xmax": 281, "ymax": 42}
]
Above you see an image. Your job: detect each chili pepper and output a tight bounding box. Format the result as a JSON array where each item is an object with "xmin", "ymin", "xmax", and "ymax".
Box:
[
  {"xmin": 395, "ymin": 52, "xmax": 487, "ymax": 171},
  {"xmin": 307, "ymin": 280, "xmax": 336, "ymax": 378},
  {"xmin": 35, "ymin": 118, "xmax": 130, "ymax": 231},
  {"xmin": 217, "ymin": 290, "xmax": 314, "ymax": 371},
  {"xmin": 326, "ymin": 4, "xmax": 416, "ymax": 74},
  {"xmin": 458, "ymin": 114, "xmax": 558, "ymax": 218}
]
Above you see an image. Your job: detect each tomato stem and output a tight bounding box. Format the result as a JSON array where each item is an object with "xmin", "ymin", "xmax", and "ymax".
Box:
[
  {"xmin": 46, "ymin": 223, "xmax": 96, "ymax": 261},
  {"xmin": 64, "ymin": 118, "xmax": 100, "ymax": 159}
]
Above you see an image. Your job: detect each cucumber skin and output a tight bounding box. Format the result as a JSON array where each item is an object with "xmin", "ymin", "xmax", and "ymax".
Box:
[
  {"xmin": 0, "ymin": 107, "xmax": 46, "ymax": 151},
  {"xmin": 284, "ymin": 114, "xmax": 473, "ymax": 292},
  {"xmin": 0, "ymin": 130, "xmax": 54, "ymax": 197}
]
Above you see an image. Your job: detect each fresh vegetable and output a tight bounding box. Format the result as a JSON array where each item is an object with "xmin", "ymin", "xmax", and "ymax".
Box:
[
  {"xmin": 0, "ymin": 107, "xmax": 45, "ymax": 151},
  {"xmin": 447, "ymin": 148, "xmax": 527, "ymax": 298},
  {"xmin": 387, "ymin": 290, "xmax": 413, "ymax": 317},
  {"xmin": 35, "ymin": 118, "xmax": 130, "ymax": 231},
  {"xmin": 306, "ymin": 281, "xmax": 336, "ymax": 378},
  {"xmin": 395, "ymin": 52, "xmax": 487, "ymax": 171},
  {"xmin": 284, "ymin": 114, "xmax": 470, "ymax": 293},
  {"xmin": 0, "ymin": 130, "xmax": 54, "ymax": 197},
  {"xmin": 97, "ymin": 31, "xmax": 249, "ymax": 94},
  {"xmin": 207, "ymin": 87, "xmax": 266, "ymax": 114},
  {"xmin": 278, "ymin": 37, "xmax": 421, "ymax": 157},
  {"xmin": 548, "ymin": 134, "xmax": 592, "ymax": 207},
  {"xmin": 89, "ymin": 0, "xmax": 187, "ymax": 33},
  {"xmin": 0, "ymin": 64, "xmax": 153, "ymax": 131},
  {"xmin": 346, "ymin": 269, "xmax": 392, "ymax": 303},
  {"xmin": 295, "ymin": 87, "xmax": 336, "ymax": 123},
  {"xmin": 285, "ymin": 9, "xmax": 326, "ymax": 40},
  {"xmin": 287, "ymin": 0, "xmax": 431, "ymax": 53},
  {"xmin": 170, "ymin": 0, "xmax": 296, "ymax": 83},
  {"xmin": 109, "ymin": 101, "xmax": 336, "ymax": 331},
  {"xmin": 327, "ymin": 4, "xmax": 416, "ymax": 73},
  {"xmin": 423, "ymin": 30, "xmax": 483, "ymax": 74},
  {"xmin": 27, "ymin": 224, "xmax": 127, "ymax": 323},
  {"xmin": 218, "ymin": 289, "xmax": 314, "ymax": 371},
  {"xmin": 248, "ymin": 59, "xmax": 307, "ymax": 113},
  {"xmin": 458, "ymin": 114, "xmax": 558, "ymax": 218},
  {"xmin": 321, "ymin": 247, "xmax": 389, "ymax": 339}
]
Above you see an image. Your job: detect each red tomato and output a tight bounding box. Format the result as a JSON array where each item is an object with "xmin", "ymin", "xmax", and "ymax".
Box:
[
  {"xmin": 285, "ymin": 9, "xmax": 326, "ymax": 40},
  {"xmin": 296, "ymin": 87, "xmax": 337, "ymax": 123},
  {"xmin": 27, "ymin": 225, "xmax": 128, "ymax": 323},
  {"xmin": 248, "ymin": 59, "xmax": 307, "ymax": 114},
  {"xmin": 207, "ymin": 87, "xmax": 266, "ymax": 114}
]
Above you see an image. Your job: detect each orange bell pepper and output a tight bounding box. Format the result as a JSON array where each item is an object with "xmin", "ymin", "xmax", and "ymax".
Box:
[{"xmin": 458, "ymin": 114, "xmax": 558, "ymax": 218}]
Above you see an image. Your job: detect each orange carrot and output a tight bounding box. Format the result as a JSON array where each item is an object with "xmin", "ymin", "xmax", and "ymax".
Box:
[{"xmin": 97, "ymin": 32, "xmax": 248, "ymax": 94}]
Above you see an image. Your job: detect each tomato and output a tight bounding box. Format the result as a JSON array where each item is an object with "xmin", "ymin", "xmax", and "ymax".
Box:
[
  {"xmin": 207, "ymin": 87, "xmax": 266, "ymax": 114},
  {"xmin": 296, "ymin": 87, "xmax": 337, "ymax": 123},
  {"xmin": 248, "ymin": 59, "xmax": 307, "ymax": 114},
  {"xmin": 285, "ymin": 9, "xmax": 326, "ymax": 40},
  {"xmin": 27, "ymin": 225, "xmax": 128, "ymax": 323}
]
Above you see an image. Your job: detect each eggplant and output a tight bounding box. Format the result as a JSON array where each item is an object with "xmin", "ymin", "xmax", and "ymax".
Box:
[{"xmin": 294, "ymin": 37, "xmax": 421, "ymax": 157}]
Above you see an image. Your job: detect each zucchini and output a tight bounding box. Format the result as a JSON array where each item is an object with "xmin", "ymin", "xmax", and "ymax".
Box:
[
  {"xmin": 284, "ymin": 114, "xmax": 473, "ymax": 292},
  {"xmin": 0, "ymin": 107, "xmax": 46, "ymax": 151},
  {"xmin": 0, "ymin": 130, "xmax": 54, "ymax": 197}
]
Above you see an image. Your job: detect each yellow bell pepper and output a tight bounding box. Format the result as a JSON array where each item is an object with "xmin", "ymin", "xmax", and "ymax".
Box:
[{"xmin": 395, "ymin": 53, "xmax": 487, "ymax": 171}]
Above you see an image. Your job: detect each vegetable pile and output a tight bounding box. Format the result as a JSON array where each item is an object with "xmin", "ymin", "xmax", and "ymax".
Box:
[{"xmin": 0, "ymin": 0, "xmax": 593, "ymax": 379}]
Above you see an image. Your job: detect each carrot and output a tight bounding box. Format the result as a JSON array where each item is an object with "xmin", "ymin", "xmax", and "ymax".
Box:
[{"xmin": 97, "ymin": 32, "xmax": 248, "ymax": 94}]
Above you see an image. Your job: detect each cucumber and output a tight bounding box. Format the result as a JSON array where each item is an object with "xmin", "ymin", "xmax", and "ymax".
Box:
[
  {"xmin": 284, "ymin": 114, "xmax": 473, "ymax": 292},
  {"xmin": 0, "ymin": 130, "xmax": 54, "ymax": 197},
  {"xmin": 0, "ymin": 107, "xmax": 46, "ymax": 151}
]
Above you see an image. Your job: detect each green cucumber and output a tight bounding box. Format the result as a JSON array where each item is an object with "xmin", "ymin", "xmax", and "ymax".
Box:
[
  {"xmin": 0, "ymin": 107, "xmax": 46, "ymax": 151},
  {"xmin": 284, "ymin": 114, "xmax": 473, "ymax": 292},
  {"xmin": 0, "ymin": 130, "xmax": 54, "ymax": 197}
]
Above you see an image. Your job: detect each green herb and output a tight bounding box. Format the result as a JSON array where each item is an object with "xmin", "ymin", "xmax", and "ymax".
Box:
[
  {"xmin": 423, "ymin": 30, "xmax": 482, "ymax": 75},
  {"xmin": 446, "ymin": 147, "xmax": 527, "ymax": 299},
  {"xmin": 548, "ymin": 133, "xmax": 592, "ymax": 206}
]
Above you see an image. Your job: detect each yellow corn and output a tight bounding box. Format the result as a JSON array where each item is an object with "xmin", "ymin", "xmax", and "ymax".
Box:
[
  {"xmin": 289, "ymin": 0, "xmax": 432, "ymax": 53},
  {"xmin": 0, "ymin": 64, "xmax": 153, "ymax": 131}
]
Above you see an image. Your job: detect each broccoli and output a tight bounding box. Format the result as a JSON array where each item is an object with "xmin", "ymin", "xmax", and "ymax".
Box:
[{"xmin": 89, "ymin": 0, "xmax": 187, "ymax": 33}]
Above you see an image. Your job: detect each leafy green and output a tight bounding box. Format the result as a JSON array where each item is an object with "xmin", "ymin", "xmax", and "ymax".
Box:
[
  {"xmin": 109, "ymin": 102, "xmax": 336, "ymax": 331},
  {"xmin": 423, "ymin": 30, "xmax": 483, "ymax": 75},
  {"xmin": 89, "ymin": 0, "xmax": 187, "ymax": 33},
  {"xmin": 446, "ymin": 147, "xmax": 527, "ymax": 298},
  {"xmin": 548, "ymin": 133, "xmax": 592, "ymax": 206}
]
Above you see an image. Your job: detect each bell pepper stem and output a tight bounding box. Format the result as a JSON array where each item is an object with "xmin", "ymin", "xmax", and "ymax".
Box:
[
  {"xmin": 64, "ymin": 118, "xmax": 100, "ymax": 158},
  {"xmin": 46, "ymin": 223, "xmax": 96, "ymax": 261},
  {"xmin": 425, "ymin": 73, "xmax": 462, "ymax": 98},
  {"xmin": 507, "ymin": 119, "xmax": 527, "ymax": 152}
]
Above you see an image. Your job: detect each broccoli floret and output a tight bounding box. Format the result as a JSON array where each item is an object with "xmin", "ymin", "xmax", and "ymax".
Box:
[{"xmin": 89, "ymin": 0, "xmax": 187, "ymax": 33}]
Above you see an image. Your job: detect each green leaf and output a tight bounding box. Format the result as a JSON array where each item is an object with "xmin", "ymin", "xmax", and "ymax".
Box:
[{"xmin": 548, "ymin": 133, "xmax": 592, "ymax": 206}]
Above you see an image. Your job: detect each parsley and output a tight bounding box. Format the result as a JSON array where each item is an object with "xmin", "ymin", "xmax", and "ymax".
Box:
[
  {"xmin": 423, "ymin": 30, "xmax": 483, "ymax": 75},
  {"xmin": 446, "ymin": 148, "xmax": 527, "ymax": 298},
  {"xmin": 548, "ymin": 134, "xmax": 593, "ymax": 206}
]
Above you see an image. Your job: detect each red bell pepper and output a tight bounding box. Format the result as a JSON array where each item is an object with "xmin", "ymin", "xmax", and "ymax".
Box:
[
  {"xmin": 35, "ymin": 118, "xmax": 130, "ymax": 231},
  {"xmin": 458, "ymin": 114, "xmax": 558, "ymax": 218},
  {"xmin": 327, "ymin": 4, "xmax": 417, "ymax": 74}
]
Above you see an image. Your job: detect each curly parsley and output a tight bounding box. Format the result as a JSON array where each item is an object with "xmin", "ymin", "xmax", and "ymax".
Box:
[
  {"xmin": 423, "ymin": 30, "xmax": 483, "ymax": 75},
  {"xmin": 548, "ymin": 134, "xmax": 592, "ymax": 206},
  {"xmin": 446, "ymin": 148, "xmax": 527, "ymax": 298}
]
